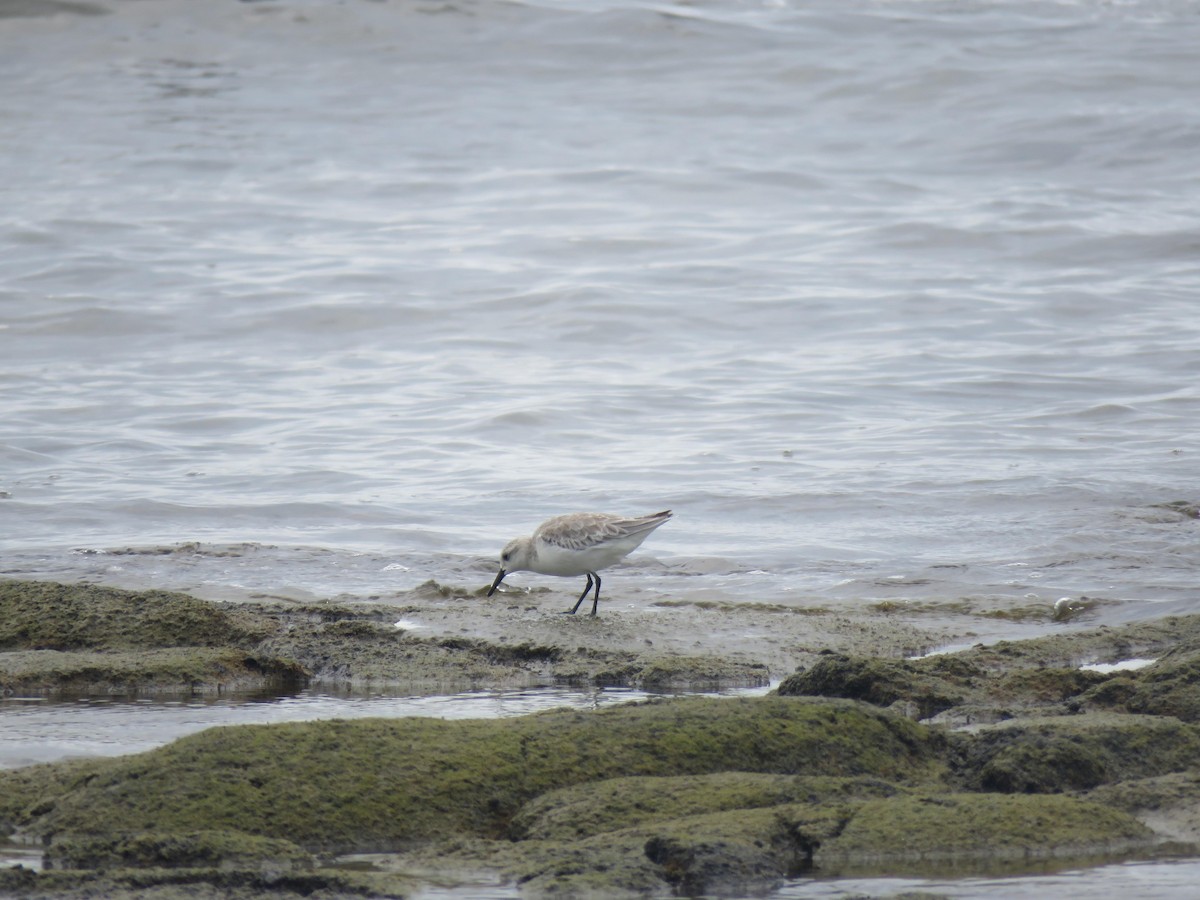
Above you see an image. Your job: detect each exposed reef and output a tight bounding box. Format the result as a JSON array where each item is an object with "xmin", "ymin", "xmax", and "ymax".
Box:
[
  {"xmin": 0, "ymin": 580, "xmax": 767, "ymax": 695},
  {"xmin": 2, "ymin": 579, "xmax": 1199, "ymax": 897}
]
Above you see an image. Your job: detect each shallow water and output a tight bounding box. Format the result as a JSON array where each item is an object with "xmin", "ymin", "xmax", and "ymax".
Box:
[
  {"xmin": 2, "ymin": 0, "xmax": 1198, "ymax": 618},
  {"xmin": 781, "ymin": 857, "xmax": 1200, "ymax": 899}
]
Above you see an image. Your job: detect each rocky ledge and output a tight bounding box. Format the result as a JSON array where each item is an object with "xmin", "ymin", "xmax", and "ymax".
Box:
[{"xmin": 1, "ymin": 579, "xmax": 1198, "ymax": 898}]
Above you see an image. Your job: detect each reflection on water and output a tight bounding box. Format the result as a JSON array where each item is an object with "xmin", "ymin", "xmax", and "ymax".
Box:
[{"xmin": 0, "ymin": 681, "xmax": 773, "ymax": 770}]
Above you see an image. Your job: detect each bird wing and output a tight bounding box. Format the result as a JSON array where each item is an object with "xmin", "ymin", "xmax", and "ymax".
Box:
[{"xmin": 535, "ymin": 510, "xmax": 671, "ymax": 552}]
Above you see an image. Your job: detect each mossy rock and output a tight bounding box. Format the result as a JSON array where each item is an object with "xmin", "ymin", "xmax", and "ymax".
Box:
[
  {"xmin": 507, "ymin": 803, "xmax": 842, "ymax": 897},
  {"xmin": 822, "ymin": 792, "xmax": 1152, "ymax": 862},
  {"xmin": 1085, "ymin": 771, "xmax": 1200, "ymax": 845},
  {"xmin": 991, "ymin": 667, "xmax": 1108, "ymax": 704},
  {"xmin": 777, "ymin": 653, "xmax": 978, "ymax": 718},
  {"xmin": 778, "ymin": 652, "xmax": 1113, "ymax": 722},
  {"xmin": 1084, "ymin": 652, "xmax": 1200, "ymax": 723},
  {"xmin": 0, "ymin": 581, "xmax": 270, "ymax": 652},
  {"xmin": 0, "ymin": 757, "xmax": 107, "ymax": 837},
  {"xmin": 0, "ymin": 648, "xmax": 307, "ymax": 695},
  {"xmin": 5, "ymin": 696, "xmax": 946, "ymax": 852},
  {"xmin": 0, "ymin": 865, "xmax": 400, "ymax": 899},
  {"xmin": 0, "ymin": 581, "xmax": 764, "ymax": 693},
  {"xmin": 956, "ymin": 717, "xmax": 1200, "ymax": 793},
  {"xmin": 44, "ymin": 829, "xmax": 313, "ymax": 872},
  {"xmin": 967, "ymin": 615, "xmax": 1200, "ymax": 670},
  {"xmin": 636, "ymin": 655, "xmax": 770, "ymax": 689},
  {"xmin": 512, "ymin": 772, "xmax": 902, "ymax": 840},
  {"xmin": 637, "ymin": 805, "xmax": 823, "ymax": 896},
  {"xmin": 368, "ymin": 788, "xmax": 1159, "ymax": 895}
]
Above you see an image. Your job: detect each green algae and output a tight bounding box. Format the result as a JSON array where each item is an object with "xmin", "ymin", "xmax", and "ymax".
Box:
[
  {"xmin": 777, "ymin": 653, "xmax": 976, "ymax": 719},
  {"xmin": 424, "ymin": 803, "xmax": 848, "ymax": 897},
  {"xmin": 0, "ymin": 648, "xmax": 307, "ymax": 695},
  {"xmin": 1084, "ymin": 650, "xmax": 1200, "ymax": 723},
  {"xmin": 0, "ymin": 865, "xmax": 402, "ymax": 899},
  {"xmin": 7, "ymin": 696, "xmax": 945, "ymax": 851},
  {"xmin": 957, "ymin": 717, "xmax": 1200, "ymax": 794},
  {"xmin": 45, "ymin": 830, "xmax": 314, "ymax": 872},
  {"xmin": 778, "ymin": 615, "xmax": 1200, "ymax": 726},
  {"xmin": 0, "ymin": 580, "xmax": 300, "ymax": 696},
  {"xmin": 511, "ymin": 772, "xmax": 901, "ymax": 841},
  {"xmin": 823, "ymin": 792, "xmax": 1152, "ymax": 862},
  {"xmin": 5, "ymin": 580, "xmax": 1200, "ymax": 896},
  {"xmin": 3, "ymin": 688, "xmax": 1190, "ymax": 897},
  {"xmin": 0, "ymin": 581, "xmax": 270, "ymax": 652}
]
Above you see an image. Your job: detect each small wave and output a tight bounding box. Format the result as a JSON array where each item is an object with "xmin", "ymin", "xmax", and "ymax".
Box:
[{"xmin": 75, "ymin": 542, "xmax": 273, "ymax": 558}]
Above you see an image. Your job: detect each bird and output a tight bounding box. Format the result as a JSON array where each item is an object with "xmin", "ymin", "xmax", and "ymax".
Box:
[{"xmin": 487, "ymin": 510, "xmax": 672, "ymax": 616}]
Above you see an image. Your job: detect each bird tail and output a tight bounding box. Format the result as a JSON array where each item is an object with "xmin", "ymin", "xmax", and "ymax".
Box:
[{"xmin": 623, "ymin": 509, "xmax": 672, "ymax": 533}]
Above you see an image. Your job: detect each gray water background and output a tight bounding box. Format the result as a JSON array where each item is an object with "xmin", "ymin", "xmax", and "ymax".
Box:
[
  {"xmin": 2, "ymin": 0, "xmax": 1200, "ymax": 891},
  {"xmin": 3, "ymin": 0, "xmax": 1198, "ymax": 614}
]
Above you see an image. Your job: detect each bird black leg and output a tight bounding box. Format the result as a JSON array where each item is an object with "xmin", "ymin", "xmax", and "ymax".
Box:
[
  {"xmin": 588, "ymin": 572, "xmax": 601, "ymax": 616},
  {"xmin": 566, "ymin": 573, "xmax": 594, "ymax": 615}
]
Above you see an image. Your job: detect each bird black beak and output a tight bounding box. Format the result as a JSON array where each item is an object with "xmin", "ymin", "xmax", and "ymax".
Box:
[{"xmin": 487, "ymin": 569, "xmax": 506, "ymax": 597}]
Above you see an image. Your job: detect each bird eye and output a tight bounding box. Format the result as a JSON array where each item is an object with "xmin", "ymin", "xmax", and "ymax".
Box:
[{"xmin": 502, "ymin": 552, "xmax": 510, "ymax": 562}]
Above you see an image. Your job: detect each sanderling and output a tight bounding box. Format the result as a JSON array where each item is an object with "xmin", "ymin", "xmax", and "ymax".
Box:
[{"xmin": 487, "ymin": 510, "xmax": 672, "ymax": 616}]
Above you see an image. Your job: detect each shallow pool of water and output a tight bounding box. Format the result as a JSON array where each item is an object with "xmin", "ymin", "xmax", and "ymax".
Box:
[{"xmin": 782, "ymin": 856, "xmax": 1200, "ymax": 899}]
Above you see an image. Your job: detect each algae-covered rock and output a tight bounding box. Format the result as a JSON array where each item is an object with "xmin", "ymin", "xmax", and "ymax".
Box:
[
  {"xmin": 637, "ymin": 806, "xmax": 819, "ymax": 896},
  {"xmin": 956, "ymin": 717, "xmax": 1200, "ymax": 794},
  {"xmin": 0, "ymin": 581, "xmax": 270, "ymax": 651},
  {"xmin": 0, "ymin": 580, "xmax": 301, "ymax": 696},
  {"xmin": 261, "ymin": 620, "xmax": 768, "ymax": 690},
  {"xmin": 0, "ymin": 757, "xmax": 109, "ymax": 838},
  {"xmin": 44, "ymin": 829, "xmax": 314, "ymax": 873},
  {"xmin": 0, "ymin": 580, "xmax": 767, "ymax": 694},
  {"xmin": 5, "ymin": 696, "xmax": 944, "ymax": 852},
  {"xmin": 778, "ymin": 651, "xmax": 1111, "ymax": 723},
  {"xmin": 4, "ymin": 684, "xmax": 1190, "ymax": 898},
  {"xmin": 0, "ymin": 648, "xmax": 308, "ymax": 695},
  {"xmin": 6, "ymin": 579, "xmax": 1200, "ymax": 897},
  {"xmin": 777, "ymin": 653, "xmax": 978, "ymax": 718},
  {"xmin": 512, "ymin": 772, "xmax": 900, "ymax": 841},
  {"xmin": 476, "ymin": 813, "xmax": 807, "ymax": 898},
  {"xmin": 1085, "ymin": 771, "xmax": 1200, "ymax": 845},
  {"xmin": 1084, "ymin": 650, "xmax": 1200, "ymax": 723},
  {"xmin": 0, "ymin": 866, "xmax": 402, "ymax": 899},
  {"xmin": 470, "ymin": 803, "xmax": 846, "ymax": 898},
  {"xmin": 0, "ymin": 695, "xmax": 953, "ymax": 896},
  {"xmin": 822, "ymin": 792, "xmax": 1152, "ymax": 863},
  {"xmin": 342, "ymin": 779, "xmax": 1162, "ymax": 895}
]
